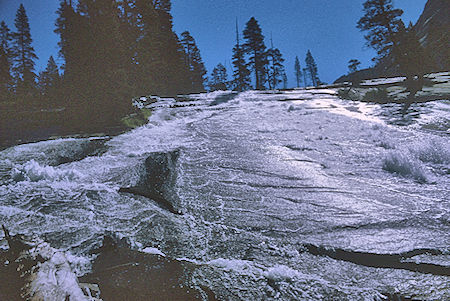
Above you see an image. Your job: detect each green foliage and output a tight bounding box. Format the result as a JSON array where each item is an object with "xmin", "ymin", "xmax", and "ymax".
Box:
[
  {"xmin": 37, "ymin": 56, "xmax": 60, "ymax": 101},
  {"xmin": 11, "ymin": 4, "xmax": 38, "ymax": 96},
  {"xmin": 121, "ymin": 108, "xmax": 152, "ymax": 129},
  {"xmin": 363, "ymin": 88, "xmax": 389, "ymax": 103},
  {"xmin": 266, "ymin": 47, "xmax": 285, "ymax": 90},
  {"xmin": 180, "ymin": 31, "xmax": 207, "ymax": 93},
  {"xmin": 357, "ymin": 0, "xmax": 404, "ymax": 61},
  {"xmin": 231, "ymin": 21, "xmax": 251, "ymax": 92},
  {"xmin": 348, "ymin": 59, "xmax": 361, "ymax": 74},
  {"xmin": 0, "ymin": 45, "xmax": 12, "ymax": 101},
  {"xmin": 294, "ymin": 56, "xmax": 302, "ymax": 87},
  {"xmin": 243, "ymin": 17, "xmax": 268, "ymax": 90},
  {"xmin": 209, "ymin": 63, "xmax": 229, "ymax": 91},
  {"xmin": 305, "ymin": 50, "xmax": 319, "ymax": 87}
]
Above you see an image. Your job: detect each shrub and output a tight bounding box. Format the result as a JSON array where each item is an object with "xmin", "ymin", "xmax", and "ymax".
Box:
[{"xmin": 363, "ymin": 88, "xmax": 389, "ymax": 103}]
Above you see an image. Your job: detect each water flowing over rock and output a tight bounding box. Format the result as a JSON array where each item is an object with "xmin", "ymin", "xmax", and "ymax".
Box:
[{"xmin": 0, "ymin": 89, "xmax": 449, "ymax": 300}]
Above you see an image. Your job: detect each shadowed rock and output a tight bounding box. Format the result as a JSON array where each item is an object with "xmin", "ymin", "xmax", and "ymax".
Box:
[
  {"xmin": 301, "ymin": 244, "xmax": 449, "ymax": 276},
  {"xmin": 82, "ymin": 236, "xmax": 219, "ymax": 301},
  {"xmin": 119, "ymin": 150, "xmax": 182, "ymax": 214}
]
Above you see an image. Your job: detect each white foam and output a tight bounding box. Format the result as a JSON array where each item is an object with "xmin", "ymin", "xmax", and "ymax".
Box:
[
  {"xmin": 11, "ymin": 160, "xmax": 82, "ymax": 182},
  {"xmin": 265, "ymin": 265, "xmax": 303, "ymax": 282},
  {"xmin": 27, "ymin": 242, "xmax": 92, "ymax": 301},
  {"xmin": 382, "ymin": 151, "xmax": 428, "ymax": 183},
  {"xmin": 410, "ymin": 139, "xmax": 450, "ymax": 165},
  {"xmin": 141, "ymin": 247, "xmax": 166, "ymax": 257}
]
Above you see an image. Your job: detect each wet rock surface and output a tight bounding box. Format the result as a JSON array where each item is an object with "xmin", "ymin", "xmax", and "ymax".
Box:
[
  {"xmin": 81, "ymin": 236, "xmax": 218, "ymax": 301},
  {"xmin": 119, "ymin": 150, "xmax": 182, "ymax": 214}
]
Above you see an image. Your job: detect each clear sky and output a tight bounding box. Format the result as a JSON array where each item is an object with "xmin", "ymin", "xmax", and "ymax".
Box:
[{"xmin": 0, "ymin": 0, "xmax": 428, "ymax": 87}]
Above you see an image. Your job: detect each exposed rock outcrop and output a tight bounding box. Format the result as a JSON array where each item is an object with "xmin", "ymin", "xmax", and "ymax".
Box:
[{"xmin": 119, "ymin": 150, "xmax": 182, "ymax": 214}]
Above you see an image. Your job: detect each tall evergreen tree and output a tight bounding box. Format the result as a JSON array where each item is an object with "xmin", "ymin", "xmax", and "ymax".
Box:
[
  {"xmin": 305, "ymin": 50, "xmax": 319, "ymax": 87},
  {"xmin": 0, "ymin": 21, "xmax": 12, "ymax": 64},
  {"xmin": 231, "ymin": 20, "xmax": 251, "ymax": 91},
  {"xmin": 266, "ymin": 47, "xmax": 285, "ymax": 90},
  {"xmin": 55, "ymin": 0, "xmax": 78, "ymax": 75},
  {"xmin": 209, "ymin": 63, "xmax": 228, "ymax": 91},
  {"xmin": 395, "ymin": 22, "xmax": 432, "ymax": 78},
  {"xmin": 129, "ymin": 0, "xmax": 166, "ymax": 94},
  {"xmin": 38, "ymin": 56, "xmax": 60, "ymax": 99},
  {"xmin": 243, "ymin": 17, "xmax": 268, "ymax": 90},
  {"xmin": 294, "ymin": 56, "xmax": 302, "ymax": 88},
  {"xmin": 11, "ymin": 4, "xmax": 38, "ymax": 95},
  {"xmin": 181, "ymin": 31, "xmax": 206, "ymax": 93},
  {"xmin": 357, "ymin": 0, "xmax": 430, "ymax": 110},
  {"xmin": 0, "ymin": 45, "xmax": 12, "ymax": 101},
  {"xmin": 152, "ymin": 0, "xmax": 193, "ymax": 95},
  {"xmin": 357, "ymin": 0, "xmax": 403, "ymax": 62},
  {"xmin": 0, "ymin": 22, "xmax": 13, "ymax": 97},
  {"xmin": 282, "ymin": 71, "xmax": 288, "ymax": 90}
]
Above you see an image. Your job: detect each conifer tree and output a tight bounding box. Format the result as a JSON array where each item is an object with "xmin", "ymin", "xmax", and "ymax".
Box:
[
  {"xmin": 0, "ymin": 22, "xmax": 12, "ymax": 97},
  {"xmin": 294, "ymin": 56, "xmax": 302, "ymax": 88},
  {"xmin": 231, "ymin": 20, "xmax": 251, "ymax": 91},
  {"xmin": 209, "ymin": 63, "xmax": 228, "ymax": 91},
  {"xmin": 395, "ymin": 22, "xmax": 431, "ymax": 78},
  {"xmin": 305, "ymin": 50, "xmax": 319, "ymax": 87},
  {"xmin": 55, "ymin": 0, "xmax": 77, "ymax": 74},
  {"xmin": 357, "ymin": 0, "xmax": 430, "ymax": 110},
  {"xmin": 129, "ymin": 0, "xmax": 165, "ymax": 94},
  {"xmin": 76, "ymin": 0, "xmax": 131, "ymax": 120},
  {"xmin": 0, "ymin": 45, "xmax": 12, "ymax": 101},
  {"xmin": 357, "ymin": 0, "xmax": 403, "ymax": 61},
  {"xmin": 38, "ymin": 56, "xmax": 60, "ymax": 99},
  {"xmin": 282, "ymin": 72, "xmax": 288, "ymax": 90},
  {"xmin": 266, "ymin": 47, "xmax": 285, "ymax": 90},
  {"xmin": 11, "ymin": 4, "xmax": 38, "ymax": 95},
  {"xmin": 243, "ymin": 17, "xmax": 268, "ymax": 90},
  {"xmin": 0, "ymin": 21, "xmax": 12, "ymax": 64},
  {"xmin": 348, "ymin": 59, "xmax": 361, "ymax": 74},
  {"xmin": 153, "ymin": 0, "xmax": 193, "ymax": 95},
  {"xmin": 181, "ymin": 31, "xmax": 206, "ymax": 92}
]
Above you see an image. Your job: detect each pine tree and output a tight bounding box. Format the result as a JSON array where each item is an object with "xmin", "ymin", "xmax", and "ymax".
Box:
[
  {"xmin": 129, "ymin": 0, "xmax": 165, "ymax": 94},
  {"xmin": 0, "ymin": 21, "xmax": 12, "ymax": 65},
  {"xmin": 38, "ymin": 56, "xmax": 60, "ymax": 99},
  {"xmin": 305, "ymin": 50, "xmax": 319, "ymax": 87},
  {"xmin": 348, "ymin": 59, "xmax": 361, "ymax": 74},
  {"xmin": 357, "ymin": 0, "xmax": 403, "ymax": 61},
  {"xmin": 294, "ymin": 56, "xmax": 302, "ymax": 87},
  {"xmin": 231, "ymin": 20, "xmax": 251, "ymax": 92},
  {"xmin": 243, "ymin": 17, "xmax": 268, "ymax": 90},
  {"xmin": 395, "ymin": 22, "xmax": 432, "ymax": 78},
  {"xmin": 0, "ymin": 22, "xmax": 13, "ymax": 97},
  {"xmin": 181, "ymin": 31, "xmax": 206, "ymax": 93},
  {"xmin": 282, "ymin": 71, "xmax": 288, "ymax": 90},
  {"xmin": 209, "ymin": 63, "xmax": 228, "ymax": 91},
  {"xmin": 76, "ymin": 0, "xmax": 132, "ymax": 120},
  {"xmin": 11, "ymin": 4, "xmax": 38, "ymax": 95},
  {"xmin": 266, "ymin": 47, "xmax": 285, "ymax": 90},
  {"xmin": 357, "ymin": 0, "xmax": 429, "ymax": 111},
  {"xmin": 0, "ymin": 45, "xmax": 12, "ymax": 101}
]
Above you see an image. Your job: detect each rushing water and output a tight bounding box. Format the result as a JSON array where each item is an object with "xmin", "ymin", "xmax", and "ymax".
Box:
[{"xmin": 1, "ymin": 89, "xmax": 449, "ymax": 300}]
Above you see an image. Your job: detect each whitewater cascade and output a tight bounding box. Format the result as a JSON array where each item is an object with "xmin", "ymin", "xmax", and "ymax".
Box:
[{"xmin": 0, "ymin": 88, "xmax": 449, "ymax": 300}]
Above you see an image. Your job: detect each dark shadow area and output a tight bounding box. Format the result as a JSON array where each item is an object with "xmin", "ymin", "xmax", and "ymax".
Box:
[{"xmin": 301, "ymin": 243, "xmax": 449, "ymax": 276}]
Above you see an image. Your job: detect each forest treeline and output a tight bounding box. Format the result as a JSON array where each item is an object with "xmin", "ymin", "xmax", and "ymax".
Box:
[
  {"xmin": 209, "ymin": 17, "xmax": 322, "ymax": 92},
  {"xmin": 0, "ymin": 0, "xmax": 208, "ymax": 128},
  {"xmin": 0, "ymin": 0, "xmax": 324, "ymax": 125},
  {"xmin": 0, "ymin": 0, "xmax": 440, "ymax": 134}
]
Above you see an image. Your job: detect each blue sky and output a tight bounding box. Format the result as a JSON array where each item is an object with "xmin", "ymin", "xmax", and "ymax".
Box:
[{"xmin": 0, "ymin": 0, "xmax": 428, "ymax": 86}]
